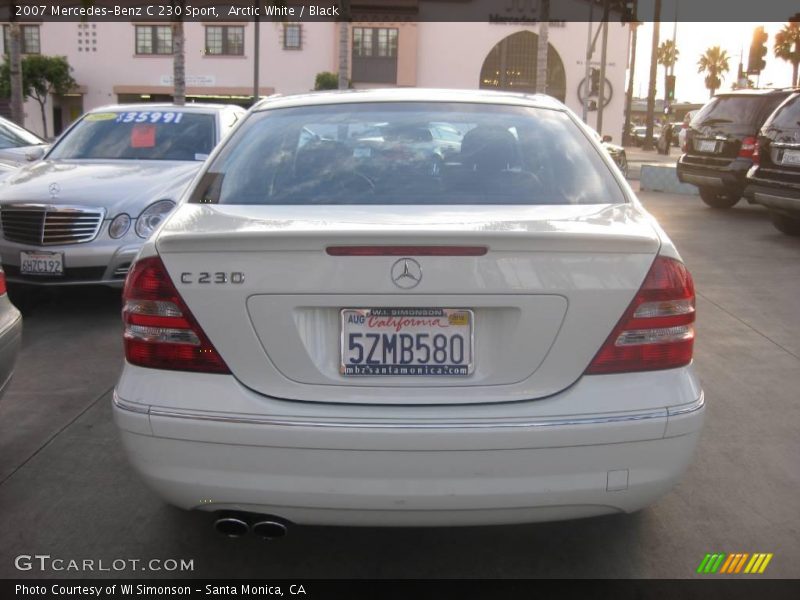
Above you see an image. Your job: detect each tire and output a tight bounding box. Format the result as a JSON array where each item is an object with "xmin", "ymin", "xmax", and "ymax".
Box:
[
  {"xmin": 769, "ymin": 211, "xmax": 800, "ymax": 236},
  {"xmin": 699, "ymin": 187, "xmax": 740, "ymax": 209}
]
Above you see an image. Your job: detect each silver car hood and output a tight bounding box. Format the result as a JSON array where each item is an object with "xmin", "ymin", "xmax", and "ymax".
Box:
[{"xmin": 0, "ymin": 159, "xmax": 202, "ymax": 216}]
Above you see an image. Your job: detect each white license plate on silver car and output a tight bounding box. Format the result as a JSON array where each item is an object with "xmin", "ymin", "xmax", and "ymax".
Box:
[
  {"xmin": 341, "ymin": 308, "xmax": 473, "ymax": 376},
  {"xmin": 781, "ymin": 149, "xmax": 800, "ymax": 166},
  {"xmin": 20, "ymin": 251, "xmax": 64, "ymax": 276},
  {"xmin": 696, "ymin": 140, "xmax": 717, "ymax": 153}
]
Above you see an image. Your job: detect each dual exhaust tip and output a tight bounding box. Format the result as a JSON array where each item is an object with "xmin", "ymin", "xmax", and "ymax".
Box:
[{"xmin": 214, "ymin": 512, "xmax": 289, "ymax": 540}]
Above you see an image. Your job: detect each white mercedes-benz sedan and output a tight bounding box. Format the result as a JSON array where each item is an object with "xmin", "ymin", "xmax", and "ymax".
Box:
[{"xmin": 113, "ymin": 89, "xmax": 704, "ymax": 534}]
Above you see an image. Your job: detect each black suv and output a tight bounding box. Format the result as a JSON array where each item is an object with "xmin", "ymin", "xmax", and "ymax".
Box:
[
  {"xmin": 745, "ymin": 92, "xmax": 800, "ymax": 235},
  {"xmin": 677, "ymin": 89, "xmax": 794, "ymax": 209}
]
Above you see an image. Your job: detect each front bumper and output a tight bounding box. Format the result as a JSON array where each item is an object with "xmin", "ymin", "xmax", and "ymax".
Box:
[
  {"xmin": 677, "ymin": 154, "xmax": 751, "ymax": 192},
  {"xmin": 114, "ymin": 365, "xmax": 705, "ymax": 526},
  {"xmin": 0, "ymin": 234, "xmax": 142, "ymax": 287}
]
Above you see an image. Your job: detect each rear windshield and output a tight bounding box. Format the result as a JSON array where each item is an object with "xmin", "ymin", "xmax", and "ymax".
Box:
[
  {"xmin": 766, "ymin": 94, "xmax": 800, "ymax": 130},
  {"xmin": 191, "ymin": 102, "xmax": 625, "ymax": 206},
  {"xmin": 691, "ymin": 95, "xmax": 782, "ymax": 128},
  {"xmin": 47, "ymin": 110, "xmax": 216, "ymax": 161}
]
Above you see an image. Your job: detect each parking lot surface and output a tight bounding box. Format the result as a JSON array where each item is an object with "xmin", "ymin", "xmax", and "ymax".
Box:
[{"xmin": 0, "ymin": 189, "xmax": 798, "ymax": 579}]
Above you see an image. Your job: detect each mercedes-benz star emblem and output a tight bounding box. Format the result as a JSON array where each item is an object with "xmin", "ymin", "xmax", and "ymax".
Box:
[
  {"xmin": 48, "ymin": 183, "xmax": 60, "ymax": 198},
  {"xmin": 390, "ymin": 258, "xmax": 422, "ymax": 289}
]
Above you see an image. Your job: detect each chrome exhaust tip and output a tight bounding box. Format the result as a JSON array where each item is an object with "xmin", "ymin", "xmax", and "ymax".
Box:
[
  {"xmin": 214, "ymin": 515, "xmax": 250, "ymax": 538},
  {"xmin": 252, "ymin": 519, "xmax": 289, "ymax": 540}
]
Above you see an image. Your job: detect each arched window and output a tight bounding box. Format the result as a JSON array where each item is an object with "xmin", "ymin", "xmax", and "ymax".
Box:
[{"xmin": 479, "ymin": 31, "xmax": 566, "ymax": 102}]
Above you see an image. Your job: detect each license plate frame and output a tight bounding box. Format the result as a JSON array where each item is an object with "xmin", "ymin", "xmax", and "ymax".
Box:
[
  {"xmin": 340, "ymin": 307, "xmax": 474, "ymax": 377},
  {"xmin": 696, "ymin": 139, "xmax": 717, "ymax": 153},
  {"xmin": 781, "ymin": 149, "xmax": 800, "ymax": 166},
  {"xmin": 19, "ymin": 251, "xmax": 64, "ymax": 276}
]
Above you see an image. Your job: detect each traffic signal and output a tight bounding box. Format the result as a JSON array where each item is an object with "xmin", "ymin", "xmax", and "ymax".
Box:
[
  {"xmin": 665, "ymin": 75, "xmax": 676, "ymax": 101},
  {"xmin": 590, "ymin": 68, "xmax": 600, "ymax": 95},
  {"xmin": 747, "ymin": 26, "xmax": 768, "ymax": 75}
]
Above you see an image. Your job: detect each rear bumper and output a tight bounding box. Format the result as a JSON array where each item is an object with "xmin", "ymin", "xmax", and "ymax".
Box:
[
  {"xmin": 114, "ymin": 366, "xmax": 705, "ymax": 526},
  {"xmin": 0, "ymin": 297, "xmax": 21, "ymax": 399},
  {"xmin": 677, "ymin": 155, "xmax": 751, "ymax": 191},
  {"xmin": 745, "ymin": 180, "xmax": 800, "ymax": 215}
]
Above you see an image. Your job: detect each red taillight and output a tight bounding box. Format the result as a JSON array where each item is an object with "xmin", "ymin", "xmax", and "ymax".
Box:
[
  {"xmin": 0, "ymin": 271, "xmax": 6, "ymax": 295},
  {"xmin": 739, "ymin": 136, "xmax": 758, "ymax": 159},
  {"xmin": 585, "ymin": 256, "xmax": 695, "ymax": 375},
  {"xmin": 122, "ymin": 256, "xmax": 230, "ymax": 374},
  {"xmin": 752, "ymin": 140, "xmax": 760, "ymax": 165}
]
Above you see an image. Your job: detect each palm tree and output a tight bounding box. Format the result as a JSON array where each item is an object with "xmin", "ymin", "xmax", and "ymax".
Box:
[
  {"xmin": 657, "ymin": 39, "xmax": 679, "ymax": 102},
  {"xmin": 338, "ymin": 1, "xmax": 350, "ymax": 90},
  {"xmin": 697, "ymin": 46, "xmax": 731, "ymax": 98},
  {"xmin": 774, "ymin": 22, "xmax": 800, "ymax": 87}
]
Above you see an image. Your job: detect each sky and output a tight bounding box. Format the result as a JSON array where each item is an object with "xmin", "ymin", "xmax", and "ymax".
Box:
[{"xmin": 631, "ymin": 21, "xmax": 797, "ymax": 104}]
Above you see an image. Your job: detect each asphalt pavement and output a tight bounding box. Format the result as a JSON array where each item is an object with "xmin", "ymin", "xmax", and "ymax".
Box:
[{"xmin": 0, "ymin": 188, "xmax": 798, "ymax": 579}]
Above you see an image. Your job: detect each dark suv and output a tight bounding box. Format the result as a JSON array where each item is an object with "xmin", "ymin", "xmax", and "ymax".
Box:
[
  {"xmin": 745, "ymin": 92, "xmax": 800, "ymax": 235},
  {"xmin": 677, "ymin": 89, "xmax": 794, "ymax": 209}
]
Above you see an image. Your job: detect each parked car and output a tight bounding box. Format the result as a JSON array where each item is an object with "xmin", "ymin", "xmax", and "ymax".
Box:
[
  {"xmin": 632, "ymin": 125, "xmax": 659, "ymax": 147},
  {"xmin": 0, "ymin": 266, "xmax": 22, "ymax": 400},
  {"xmin": 656, "ymin": 122, "xmax": 681, "ymax": 153},
  {"xmin": 0, "ymin": 116, "xmax": 48, "ymax": 166},
  {"xmin": 677, "ymin": 89, "xmax": 794, "ymax": 208},
  {"xmin": 744, "ymin": 91, "xmax": 800, "ymax": 235},
  {"xmin": 591, "ymin": 129, "xmax": 628, "ymax": 177},
  {"xmin": 0, "ymin": 103, "xmax": 245, "ymax": 287},
  {"xmin": 114, "ymin": 89, "xmax": 704, "ymax": 534}
]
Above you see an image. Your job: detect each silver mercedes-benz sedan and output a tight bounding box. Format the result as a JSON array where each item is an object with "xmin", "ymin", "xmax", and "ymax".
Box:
[
  {"xmin": 114, "ymin": 89, "xmax": 704, "ymax": 533},
  {"xmin": 0, "ymin": 103, "xmax": 245, "ymax": 287}
]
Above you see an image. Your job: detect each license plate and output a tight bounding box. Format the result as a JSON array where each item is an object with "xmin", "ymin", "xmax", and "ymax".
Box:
[
  {"xmin": 20, "ymin": 251, "xmax": 64, "ymax": 276},
  {"xmin": 696, "ymin": 139, "xmax": 717, "ymax": 153},
  {"xmin": 781, "ymin": 149, "xmax": 800, "ymax": 166},
  {"xmin": 341, "ymin": 308, "xmax": 473, "ymax": 377}
]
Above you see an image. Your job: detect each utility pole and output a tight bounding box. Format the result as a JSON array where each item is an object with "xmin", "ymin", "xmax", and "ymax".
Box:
[
  {"xmin": 582, "ymin": 2, "xmax": 594, "ymax": 122},
  {"xmin": 596, "ymin": 0, "xmax": 610, "ymax": 135},
  {"xmin": 623, "ymin": 1, "xmax": 639, "ymax": 145},
  {"xmin": 643, "ymin": 0, "xmax": 662, "ymax": 151},
  {"xmin": 253, "ymin": 15, "xmax": 260, "ymax": 105}
]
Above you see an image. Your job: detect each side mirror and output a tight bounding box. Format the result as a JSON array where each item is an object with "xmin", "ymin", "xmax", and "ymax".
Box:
[
  {"xmin": 602, "ymin": 135, "xmax": 612, "ymax": 143},
  {"xmin": 25, "ymin": 146, "xmax": 46, "ymax": 161}
]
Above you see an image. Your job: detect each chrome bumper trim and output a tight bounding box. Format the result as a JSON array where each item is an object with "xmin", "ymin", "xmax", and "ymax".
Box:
[
  {"xmin": 667, "ymin": 392, "xmax": 705, "ymax": 417},
  {"xmin": 110, "ymin": 392, "xmax": 707, "ymax": 430}
]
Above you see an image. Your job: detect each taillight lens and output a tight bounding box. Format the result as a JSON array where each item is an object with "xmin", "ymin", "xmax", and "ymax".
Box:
[
  {"xmin": 122, "ymin": 256, "xmax": 230, "ymax": 374},
  {"xmin": 0, "ymin": 271, "xmax": 6, "ymax": 295},
  {"xmin": 585, "ymin": 256, "xmax": 695, "ymax": 375},
  {"xmin": 752, "ymin": 140, "xmax": 760, "ymax": 166},
  {"xmin": 739, "ymin": 136, "xmax": 758, "ymax": 159}
]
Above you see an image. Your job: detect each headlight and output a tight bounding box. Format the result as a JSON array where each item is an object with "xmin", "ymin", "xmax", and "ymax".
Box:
[
  {"xmin": 108, "ymin": 213, "xmax": 131, "ymax": 239},
  {"xmin": 135, "ymin": 200, "xmax": 175, "ymax": 239}
]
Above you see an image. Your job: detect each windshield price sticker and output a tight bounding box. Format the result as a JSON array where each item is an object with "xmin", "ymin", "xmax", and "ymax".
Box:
[{"xmin": 114, "ymin": 112, "xmax": 185, "ymax": 125}]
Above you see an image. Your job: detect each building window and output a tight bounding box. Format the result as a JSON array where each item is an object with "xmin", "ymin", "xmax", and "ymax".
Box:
[
  {"xmin": 352, "ymin": 27, "xmax": 398, "ymax": 84},
  {"xmin": 3, "ymin": 25, "xmax": 41, "ymax": 55},
  {"xmin": 135, "ymin": 25, "xmax": 173, "ymax": 55},
  {"xmin": 353, "ymin": 27, "xmax": 397, "ymax": 58},
  {"xmin": 205, "ymin": 26, "xmax": 244, "ymax": 56},
  {"xmin": 283, "ymin": 24, "xmax": 301, "ymax": 50}
]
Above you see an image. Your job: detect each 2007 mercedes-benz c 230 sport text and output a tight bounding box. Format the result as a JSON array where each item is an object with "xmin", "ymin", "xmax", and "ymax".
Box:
[{"xmin": 113, "ymin": 89, "xmax": 705, "ymax": 532}]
